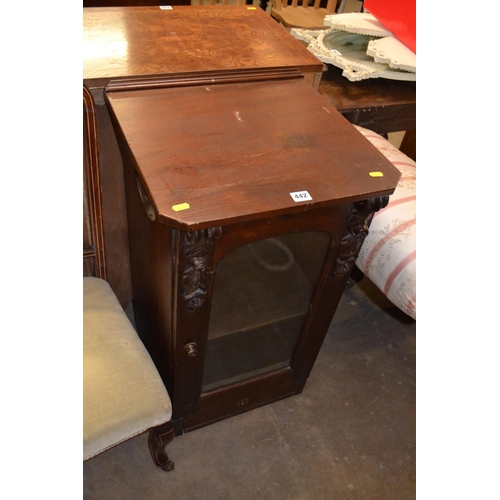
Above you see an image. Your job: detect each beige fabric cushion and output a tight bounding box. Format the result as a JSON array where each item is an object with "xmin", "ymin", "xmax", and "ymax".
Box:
[{"xmin": 83, "ymin": 277, "xmax": 172, "ymax": 460}]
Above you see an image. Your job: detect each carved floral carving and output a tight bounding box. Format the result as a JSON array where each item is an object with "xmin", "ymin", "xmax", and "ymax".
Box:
[
  {"xmin": 334, "ymin": 197, "xmax": 389, "ymax": 280},
  {"xmin": 181, "ymin": 227, "xmax": 222, "ymax": 312}
]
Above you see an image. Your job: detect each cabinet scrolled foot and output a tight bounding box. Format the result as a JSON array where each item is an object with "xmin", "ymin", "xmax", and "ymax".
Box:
[{"xmin": 160, "ymin": 460, "xmax": 175, "ymax": 472}]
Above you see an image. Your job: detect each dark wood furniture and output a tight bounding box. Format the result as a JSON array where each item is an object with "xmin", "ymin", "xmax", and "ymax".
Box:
[
  {"xmin": 83, "ymin": 5, "xmax": 324, "ymax": 88},
  {"xmin": 318, "ymin": 63, "xmax": 416, "ymax": 160},
  {"xmin": 83, "ymin": 5, "xmax": 325, "ymax": 307},
  {"xmin": 83, "ymin": 0, "xmax": 190, "ymax": 6},
  {"xmin": 270, "ymin": 0, "xmax": 339, "ymax": 30},
  {"xmin": 83, "ymin": 85, "xmax": 107, "ymax": 280},
  {"xmin": 83, "ymin": 84, "xmax": 175, "ymax": 470},
  {"xmin": 318, "ymin": 64, "xmax": 416, "ymax": 134},
  {"xmin": 104, "ymin": 72, "xmax": 401, "ymax": 434},
  {"xmin": 399, "ymin": 129, "xmax": 416, "ymax": 161}
]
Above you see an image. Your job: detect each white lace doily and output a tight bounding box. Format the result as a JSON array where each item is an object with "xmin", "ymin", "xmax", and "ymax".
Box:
[{"xmin": 291, "ymin": 28, "xmax": 416, "ymax": 82}]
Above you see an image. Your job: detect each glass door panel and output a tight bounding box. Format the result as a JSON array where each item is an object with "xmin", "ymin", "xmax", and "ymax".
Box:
[{"xmin": 202, "ymin": 231, "xmax": 331, "ymax": 392}]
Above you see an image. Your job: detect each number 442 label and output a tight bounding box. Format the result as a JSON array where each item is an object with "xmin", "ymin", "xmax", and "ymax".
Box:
[{"xmin": 290, "ymin": 191, "xmax": 313, "ymax": 202}]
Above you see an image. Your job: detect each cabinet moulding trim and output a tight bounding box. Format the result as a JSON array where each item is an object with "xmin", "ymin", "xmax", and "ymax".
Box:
[{"xmin": 104, "ymin": 68, "xmax": 304, "ymax": 93}]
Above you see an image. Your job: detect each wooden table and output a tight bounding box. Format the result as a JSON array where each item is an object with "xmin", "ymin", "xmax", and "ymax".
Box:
[
  {"xmin": 318, "ymin": 63, "xmax": 416, "ymax": 159},
  {"xmin": 319, "ymin": 63, "xmax": 416, "ymax": 134},
  {"xmin": 83, "ymin": 5, "xmax": 325, "ymax": 307},
  {"xmin": 83, "ymin": 5, "xmax": 324, "ymax": 88}
]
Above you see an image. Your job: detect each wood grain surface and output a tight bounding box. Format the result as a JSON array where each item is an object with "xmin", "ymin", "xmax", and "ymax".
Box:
[
  {"xmin": 106, "ymin": 77, "xmax": 401, "ymax": 230},
  {"xmin": 83, "ymin": 5, "xmax": 324, "ymax": 87},
  {"xmin": 319, "ymin": 64, "xmax": 416, "ymax": 134}
]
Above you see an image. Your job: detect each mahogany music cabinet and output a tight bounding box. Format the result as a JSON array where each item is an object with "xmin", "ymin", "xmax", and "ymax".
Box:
[{"xmin": 105, "ymin": 71, "xmax": 401, "ymax": 435}]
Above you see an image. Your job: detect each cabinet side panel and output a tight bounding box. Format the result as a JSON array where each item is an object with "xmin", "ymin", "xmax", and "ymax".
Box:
[
  {"xmin": 121, "ymin": 144, "xmax": 174, "ymax": 390},
  {"xmin": 90, "ymin": 88, "xmax": 132, "ymax": 307}
]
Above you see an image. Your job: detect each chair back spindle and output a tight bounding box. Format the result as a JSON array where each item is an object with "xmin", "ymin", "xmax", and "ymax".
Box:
[
  {"xmin": 190, "ymin": 0, "xmax": 246, "ymax": 5},
  {"xmin": 275, "ymin": 0, "xmax": 334, "ymax": 9},
  {"xmin": 271, "ymin": 0, "xmax": 339, "ymax": 29}
]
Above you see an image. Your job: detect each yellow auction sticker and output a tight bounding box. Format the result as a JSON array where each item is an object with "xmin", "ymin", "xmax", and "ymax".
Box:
[
  {"xmin": 369, "ymin": 172, "xmax": 384, "ymax": 177},
  {"xmin": 172, "ymin": 203, "xmax": 190, "ymax": 212}
]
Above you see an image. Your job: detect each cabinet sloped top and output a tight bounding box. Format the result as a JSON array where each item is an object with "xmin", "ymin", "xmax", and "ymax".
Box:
[
  {"xmin": 83, "ymin": 5, "xmax": 323, "ymax": 87},
  {"xmin": 105, "ymin": 78, "xmax": 401, "ymax": 230}
]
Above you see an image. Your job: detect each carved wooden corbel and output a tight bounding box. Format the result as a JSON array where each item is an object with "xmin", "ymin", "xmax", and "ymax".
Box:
[
  {"xmin": 334, "ymin": 196, "xmax": 389, "ymax": 280},
  {"xmin": 181, "ymin": 227, "xmax": 222, "ymax": 311}
]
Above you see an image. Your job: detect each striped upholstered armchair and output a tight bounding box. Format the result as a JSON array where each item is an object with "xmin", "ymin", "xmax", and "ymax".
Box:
[{"xmin": 353, "ymin": 126, "xmax": 416, "ymax": 320}]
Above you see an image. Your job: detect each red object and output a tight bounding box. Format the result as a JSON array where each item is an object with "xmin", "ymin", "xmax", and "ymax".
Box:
[{"xmin": 364, "ymin": 0, "xmax": 416, "ymax": 54}]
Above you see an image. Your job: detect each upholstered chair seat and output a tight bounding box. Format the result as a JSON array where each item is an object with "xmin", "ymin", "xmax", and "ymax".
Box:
[{"xmin": 83, "ymin": 276, "xmax": 174, "ymax": 467}]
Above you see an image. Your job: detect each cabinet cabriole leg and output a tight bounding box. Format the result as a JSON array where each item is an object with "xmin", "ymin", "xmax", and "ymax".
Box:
[{"xmin": 148, "ymin": 421, "xmax": 175, "ymax": 472}]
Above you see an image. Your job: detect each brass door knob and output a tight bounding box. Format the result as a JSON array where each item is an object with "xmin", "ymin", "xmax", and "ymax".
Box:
[{"xmin": 184, "ymin": 342, "xmax": 198, "ymax": 358}]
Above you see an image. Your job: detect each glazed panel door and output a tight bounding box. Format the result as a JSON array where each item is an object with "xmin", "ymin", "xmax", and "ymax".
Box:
[
  {"xmin": 202, "ymin": 230, "xmax": 331, "ymax": 393},
  {"xmin": 170, "ymin": 203, "xmax": 369, "ymax": 432}
]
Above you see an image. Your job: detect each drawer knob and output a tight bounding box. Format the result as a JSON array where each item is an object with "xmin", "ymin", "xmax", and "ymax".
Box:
[{"xmin": 184, "ymin": 342, "xmax": 198, "ymax": 358}]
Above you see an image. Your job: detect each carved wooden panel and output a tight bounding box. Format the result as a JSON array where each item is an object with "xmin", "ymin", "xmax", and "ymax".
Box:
[
  {"xmin": 181, "ymin": 227, "xmax": 222, "ymax": 312},
  {"xmin": 333, "ymin": 196, "xmax": 388, "ymax": 280}
]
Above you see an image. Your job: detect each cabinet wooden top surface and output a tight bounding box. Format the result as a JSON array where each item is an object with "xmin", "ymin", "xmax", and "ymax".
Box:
[
  {"xmin": 106, "ymin": 77, "xmax": 400, "ymax": 230},
  {"xmin": 83, "ymin": 5, "xmax": 323, "ymax": 86}
]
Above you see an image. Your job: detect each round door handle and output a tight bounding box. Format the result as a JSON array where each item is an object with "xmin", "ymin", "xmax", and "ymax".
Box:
[{"xmin": 184, "ymin": 342, "xmax": 198, "ymax": 358}]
